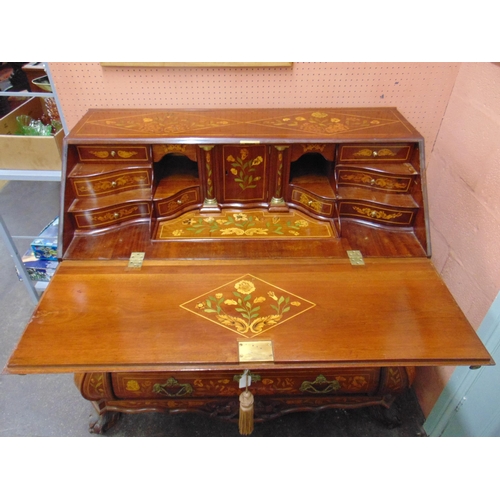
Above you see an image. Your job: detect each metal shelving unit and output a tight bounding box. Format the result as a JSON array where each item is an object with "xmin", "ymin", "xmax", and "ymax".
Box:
[{"xmin": 0, "ymin": 63, "xmax": 65, "ymax": 302}]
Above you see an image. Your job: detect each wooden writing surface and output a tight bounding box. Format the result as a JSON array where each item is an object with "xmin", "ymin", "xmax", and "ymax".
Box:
[{"xmin": 6, "ymin": 258, "xmax": 491, "ymax": 374}]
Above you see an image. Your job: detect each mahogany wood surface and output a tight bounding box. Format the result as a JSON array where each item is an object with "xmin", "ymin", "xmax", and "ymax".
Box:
[
  {"xmin": 68, "ymin": 108, "xmax": 422, "ymax": 144},
  {"xmin": 6, "ymin": 258, "xmax": 491, "ymax": 374}
]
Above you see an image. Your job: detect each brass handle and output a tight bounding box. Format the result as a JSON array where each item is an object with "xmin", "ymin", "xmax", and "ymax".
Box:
[
  {"xmin": 372, "ymin": 150, "xmax": 378, "ymax": 157},
  {"xmin": 371, "ymin": 210, "xmax": 377, "ymax": 217},
  {"xmin": 308, "ymin": 200, "xmax": 314, "ymax": 206},
  {"xmin": 299, "ymin": 375, "xmax": 341, "ymax": 394},
  {"xmin": 111, "ymin": 150, "xmax": 116, "ymax": 157},
  {"xmin": 370, "ymin": 178, "xmax": 376, "ymax": 185},
  {"xmin": 177, "ymin": 199, "xmax": 183, "ymax": 205},
  {"xmin": 152, "ymin": 377, "xmax": 193, "ymax": 397},
  {"xmin": 113, "ymin": 212, "xmax": 120, "ymax": 219},
  {"xmin": 111, "ymin": 181, "xmax": 117, "ymax": 188}
]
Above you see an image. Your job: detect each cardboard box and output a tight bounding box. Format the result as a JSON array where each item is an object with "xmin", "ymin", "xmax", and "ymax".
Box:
[
  {"xmin": 0, "ymin": 97, "xmax": 63, "ymax": 171},
  {"xmin": 22, "ymin": 250, "xmax": 59, "ymax": 282},
  {"xmin": 31, "ymin": 217, "xmax": 58, "ymax": 261}
]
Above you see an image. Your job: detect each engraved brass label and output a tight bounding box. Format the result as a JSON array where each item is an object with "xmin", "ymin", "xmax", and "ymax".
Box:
[
  {"xmin": 180, "ymin": 274, "xmax": 316, "ymax": 338},
  {"xmin": 238, "ymin": 341, "xmax": 274, "ymax": 362},
  {"xmin": 347, "ymin": 250, "xmax": 365, "ymax": 266}
]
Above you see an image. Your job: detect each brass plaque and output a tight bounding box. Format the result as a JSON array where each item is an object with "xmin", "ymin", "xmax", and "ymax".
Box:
[
  {"xmin": 347, "ymin": 250, "xmax": 365, "ymax": 266},
  {"xmin": 238, "ymin": 341, "xmax": 274, "ymax": 362}
]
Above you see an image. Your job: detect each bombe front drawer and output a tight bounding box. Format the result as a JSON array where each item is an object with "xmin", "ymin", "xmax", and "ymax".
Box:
[
  {"xmin": 111, "ymin": 368, "xmax": 382, "ymax": 400},
  {"xmin": 70, "ymin": 201, "xmax": 152, "ymax": 231},
  {"xmin": 70, "ymin": 166, "xmax": 153, "ymax": 197}
]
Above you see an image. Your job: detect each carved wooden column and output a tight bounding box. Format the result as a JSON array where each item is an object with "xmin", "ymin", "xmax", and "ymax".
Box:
[
  {"xmin": 269, "ymin": 145, "xmax": 289, "ymax": 212},
  {"xmin": 199, "ymin": 145, "xmax": 221, "ymax": 213}
]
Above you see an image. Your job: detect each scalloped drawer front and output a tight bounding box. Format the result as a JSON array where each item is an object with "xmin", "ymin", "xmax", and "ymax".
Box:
[
  {"xmin": 71, "ymin": 168, "xmax": 152, "ymax": 197},
  {"xmin": 155, "ymin": 188, "xmax": 201, "ymax": 217},
  {"xmin": 290, "ymin": 188, "xmax": 334, "ymax": 216},
  {"xmin": 71, "ymin": 202, "xmax": 152, "ymax": 230}
]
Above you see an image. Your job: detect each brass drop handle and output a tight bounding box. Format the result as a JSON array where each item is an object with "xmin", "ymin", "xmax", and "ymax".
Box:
[
  {"xmin": 371, "ymin": 210, "xmax": 377, "ymax": 217},
  {"xmin": 370, "ymin": 178, "xmax": 376, "ymax": 185},
  {"xmin": 111, "ymin": 181, "xmax": 117, "ymax": 188},
  {"xmin": 152, "ymin": 377, "xmax": 193, "ymax": 397},
  {"xmin": 372, "ymin": 150, "xmax": 378, "ymax": 157},
  {"xmin": 111, "ymin": 150, "xmax": 116, "ymax": 157},
  {"xmin": 308, "ymin": 200, "xmax": 314, "ymax": 206},
  {"xmin": 113, "ymin": 212, "xmax": 120, "ymax": 219},
  {"xmin": 177, "ymin": 199, "xmax": 183, "ymax": 205}
]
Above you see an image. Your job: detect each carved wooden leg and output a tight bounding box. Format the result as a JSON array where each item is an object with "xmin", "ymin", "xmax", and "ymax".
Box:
[
  {"xmin": 89, "ymin": 400, "xmax": 121, "ymax": 434},
  {"xmin": 370, "ymin": 396, "xmax": 402, "ymax": 428}
]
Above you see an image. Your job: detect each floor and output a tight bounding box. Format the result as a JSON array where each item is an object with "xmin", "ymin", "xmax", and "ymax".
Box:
[{"xmin": 0, "ymin": 180, "xmax": 427, "ymax": 437}]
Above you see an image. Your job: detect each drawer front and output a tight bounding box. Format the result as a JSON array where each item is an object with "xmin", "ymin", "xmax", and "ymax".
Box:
[
  {"xmin": 112, "ymin": 368, "xmax": 380, "ymax": 400},
  {"xmin": 290, "ymin": 187, "xmax": 334, "ymax": 216},
  {"xmin": 72, "ymin": 201, "xmax": 152, "ymax": 230},
  {"xmin": 152, "ymin": 144, "xmax": 198, "ymax": 163},
  {"xmin": 336, "ymin": 167, "xmax": 414, "ymax": 193},
  {"xmin": 338, "ymin": 201, "xmax": 417, "ymax": 226},
  {"xmin": 155, "ymin": 187, "xmax": 201, "ymax": 217},
  {"xmin": 71, "ymin": 168, "xmax": 152, "ymax": 197},
  {"xmin": 290, "ymin": 143, "xmax": 335, "ymax": 162},
  {"xmin": 338, "ymin": 144, "xmax": 413, "ymax": 162},
  {"xmin": 77, "ymin": 145, "xmax": 151, "ymax": 162}
]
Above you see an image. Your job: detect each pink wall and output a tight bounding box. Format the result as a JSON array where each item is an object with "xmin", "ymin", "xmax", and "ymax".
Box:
[
  {"xmin": 49, "ymin": 62, "xmax": 500, "ymax": 416},
  {"xmin": 48, "ymin": 62, "xmax": 459, "ymax": 149},
  {"xmin": 413, "ymin": 62, "xmax": 500, "ymax": 415}
]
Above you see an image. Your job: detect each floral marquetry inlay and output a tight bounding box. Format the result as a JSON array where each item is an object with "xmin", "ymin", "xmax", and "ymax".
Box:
[{"xmin": 180, "ymin": 274, "xmax": 316, "ymax": 338}]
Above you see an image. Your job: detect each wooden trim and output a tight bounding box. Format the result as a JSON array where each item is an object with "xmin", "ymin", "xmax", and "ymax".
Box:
[{"xmin": 100, "ymin": 62, "xmax": 293, "ymax": 68}]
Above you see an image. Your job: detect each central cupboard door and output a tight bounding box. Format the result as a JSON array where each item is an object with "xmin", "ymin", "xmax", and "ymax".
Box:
[{"xmin": 221, "ymin": 145, "xmax": 269, "ymax": 205}]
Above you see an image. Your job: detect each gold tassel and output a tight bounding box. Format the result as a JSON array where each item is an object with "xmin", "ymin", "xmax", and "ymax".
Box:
[{"xmin": 239, "ymin": 389, "xmax": 254, "ymax": 436}]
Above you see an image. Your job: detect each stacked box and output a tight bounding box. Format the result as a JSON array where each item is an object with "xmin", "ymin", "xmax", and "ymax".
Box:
[
  {"xmin": 22, "ymin": 249, "xmax": 59, "ymax": 282},
  {"xmin": 31, "ymin": 217, "xmax": 58, "ymax": 261}
]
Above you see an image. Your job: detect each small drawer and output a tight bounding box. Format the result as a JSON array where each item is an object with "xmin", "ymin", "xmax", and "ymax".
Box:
[
  {"xmin": 290, "ymin": 143, "xmax": 335, "ymax": 162},
  {"xmin": 336, "ymin": 165, "xmax": 417, "ymax": 193},
  {"xmin": 71, "ymin": 201, "xmax": 152, "ymax": 230},
  {"xmin": 290, "ymin": 187, "xmax": 334, "ymax": 217},
  {"xmin": 338, "ymin": 201, "xmax": 417, "ymax": 226},
  {"xmin": 77, "ymin": 145, "xmax": 151, "ymax": 162},
  {"xmin": 338, "ymin": 143, "xmax": 413, "ymax": 162},
  {"xmin": 152, "ymin": 144, "xmax": 198, "ymax": 163},
  {"xmin": 155, "ymin": 187, "xmax": 201, "ymax": 217},
  {"xmin": 70, "ymin": 167, "xmax": 152, "ymax": 197},
  {"xmin": 111, "ymin": 368, "xmax": 381, "ymax": 400}
]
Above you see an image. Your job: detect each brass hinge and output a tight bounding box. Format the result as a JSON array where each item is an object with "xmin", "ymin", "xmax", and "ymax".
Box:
[
  {"xmin": 127, "ymin": 252, "xmax": 145, "ymax": 269},
  {"xmin": 347, "ymin": 250, "xmax": 365, "ymax": 266}
]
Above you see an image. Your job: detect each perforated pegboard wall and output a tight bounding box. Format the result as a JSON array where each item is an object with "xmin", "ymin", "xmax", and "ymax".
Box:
[{"xmin": 48, "ymin": 62, "xmax": 460, "ymax": 148}]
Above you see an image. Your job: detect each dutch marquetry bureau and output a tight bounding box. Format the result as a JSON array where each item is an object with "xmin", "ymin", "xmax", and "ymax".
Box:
[{"xmin": 5, "ymin": 108, "xmax": 492, "ymax": 434}]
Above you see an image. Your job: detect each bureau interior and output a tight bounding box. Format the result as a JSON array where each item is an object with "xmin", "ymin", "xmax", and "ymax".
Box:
[{"xmin": 60, "ymin": 138, "xmax": 428, "ymax": 261}]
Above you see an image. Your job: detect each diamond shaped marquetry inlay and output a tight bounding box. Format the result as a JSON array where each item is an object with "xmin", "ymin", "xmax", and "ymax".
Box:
[{"xmin": 180, "ymin": 274, "xmax": 316, "ymax": 338}]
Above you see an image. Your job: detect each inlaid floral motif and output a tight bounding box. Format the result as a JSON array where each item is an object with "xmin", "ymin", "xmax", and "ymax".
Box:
[
  {"xmin": 226, "ymin": 149, "xmax": 263, "ymax": 191},
  {"xmin": 352, "ymin": 207, "xmax": 402, "ymax": 220},
  {"xmin": 181, "ymin": 274, "xmax": 316, "ymax": 338},
  {"xmin": 157, "ymin": 209, "xmax": 333, "ymax": 240}
]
